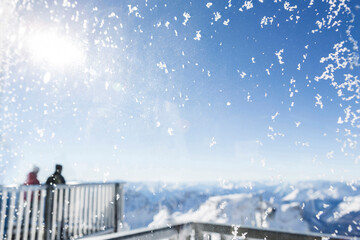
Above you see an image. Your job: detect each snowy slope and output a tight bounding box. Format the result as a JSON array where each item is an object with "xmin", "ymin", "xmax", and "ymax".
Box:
[
  {"xmin": 148, "ymin": 193, "xmax": 309, "ymax": 233},
  {"xmin": 123, "ymin": 181, "xmax": 360, "ymax": 237}
]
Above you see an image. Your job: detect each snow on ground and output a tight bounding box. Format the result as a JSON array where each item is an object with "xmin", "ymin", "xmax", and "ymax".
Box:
[
  {"xmin": 335, "ymin": 196, "xmax": 360, "ymax": 219},
  {"xmin": 282, "ymin": 189, "xmax": 299, "ymax": 201}
]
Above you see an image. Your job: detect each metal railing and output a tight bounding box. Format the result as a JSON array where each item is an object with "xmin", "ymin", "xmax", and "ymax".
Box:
[
  {"xmin": 81, "ymin": 222, "xmax": 356, "ymax": 240},
  {"xmin": 0, "ymin": 182, "xmax": 125, "ymax": 240}
]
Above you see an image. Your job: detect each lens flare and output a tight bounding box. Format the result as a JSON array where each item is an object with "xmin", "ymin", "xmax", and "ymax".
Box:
[{"xmin": 27, "ymin": 30, "xmax": 85, "ymax": 68}]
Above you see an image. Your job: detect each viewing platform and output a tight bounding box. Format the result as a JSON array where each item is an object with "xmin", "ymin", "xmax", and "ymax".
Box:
[
  {"xmin": 0, "ymin": 183, "xmax": 356, "ymax": 240},
  {"xmin": 0, "ymin": 182, "xmax": 125, "ymax": 240}
]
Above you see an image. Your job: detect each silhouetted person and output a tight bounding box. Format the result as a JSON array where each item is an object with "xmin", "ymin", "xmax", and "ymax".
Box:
[
  {"xmin": 46, "ymin": 164, "xmax": 66, "ymax": 185},
  {"xmin": 46, "ymin": 165, "xmax": 66, "ymax": 239},
  {"xmin": 25, "ymin": 165, "xmax": 40, "ymax": 185}
]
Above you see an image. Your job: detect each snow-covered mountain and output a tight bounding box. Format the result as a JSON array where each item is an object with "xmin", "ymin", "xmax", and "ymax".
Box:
[{"xmin": 124, "ymin": 181, "xmax": 360, "ymax": 237}]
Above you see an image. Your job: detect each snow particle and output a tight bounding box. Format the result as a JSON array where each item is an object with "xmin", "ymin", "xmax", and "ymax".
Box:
[
  {"xmin": 315, "ymin": 94, "xmax": 323, "ymax": 109},
  {"xmin": 43, "ymin": 72, "xmax": 51, "ymax": 84},
  {"xmin": 183, "ymin": 12, "xmax": 191, "ymax": 26},
  {"xmin": 214, "ymin": 12, "xmax": 221, "ymax": 22},
  {"xmin": 209, "ymin": 137, "xmax": 216, "ymax": 147},
  {"xmin": 167, "ymin": 128, "xmax": 174, "ymax": 136},
  {"xmin": 223, "ymin": 19, "xmax": 230, "ymax": 26},
  {"xmin": 275, "ymin": 49, "xmax": 285, "ymax": 64},
  {"xmin": 194, "ymin": 30, "xmax": 201, "ymax": 41},
  {"xmin": 271, "ymin": 112, "xmax": 279, "ymax": 121}
]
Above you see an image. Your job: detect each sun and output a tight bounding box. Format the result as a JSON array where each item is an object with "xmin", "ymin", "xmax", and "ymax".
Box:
[{"xmin": 27, "ymin": 30, "xmax": 86, "ymax": 69}]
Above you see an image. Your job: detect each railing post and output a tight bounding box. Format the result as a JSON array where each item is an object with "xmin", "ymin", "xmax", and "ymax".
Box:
[
  {"xmin": 194, "ymin": 223, "xmax": 204, "ymax": 240},
  {"xmin": 44, "ymin": 185, "xmax": 54, "ymax": 240},
  {"xmin": 114, "ymin": 183, "xmax": 124, "ymax": 232},
  {"xmin": 194, "ymin": 229, "xmax": 204, "ymax": 240}
]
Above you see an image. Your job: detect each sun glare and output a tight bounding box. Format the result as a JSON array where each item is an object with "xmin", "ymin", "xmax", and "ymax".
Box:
[{"xmin": 27, "ymin": 30, "xmax": 85, "ymax": 68}]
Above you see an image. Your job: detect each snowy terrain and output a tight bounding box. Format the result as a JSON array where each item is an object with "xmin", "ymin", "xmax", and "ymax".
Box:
[{"xmin": 124, "ymin": 181, "xmax": 360, "ymax": 237}]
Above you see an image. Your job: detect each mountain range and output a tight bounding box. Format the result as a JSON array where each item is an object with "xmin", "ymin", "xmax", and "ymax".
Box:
[{"xmin": 123, "ymin": 180, "xmax": 360, "ymax": 237}]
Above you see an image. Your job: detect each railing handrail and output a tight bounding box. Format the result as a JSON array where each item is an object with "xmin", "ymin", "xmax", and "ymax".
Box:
[
  {"xmin": 80, "ymin": 222, "xmax": 358, "ymax": 240},
  {"xmin": 0, "ymin": 181, "xmax": 126, "ymax": 189},
  {"xmin": 79, "ymin": 222, "xmax": 193, "ymax": 240},
  {"xmin": 194, "ymin": 222, "xmax": 357, "ymax": 240},
  {"xmin": 0, "ymin": 184, "xmax": 49, "ymax": 191}
]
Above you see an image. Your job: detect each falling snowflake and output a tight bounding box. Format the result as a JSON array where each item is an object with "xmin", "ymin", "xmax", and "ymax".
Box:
[
  {"xmin": 275, "ymin": 49, "xmax": 284, "ymax": 64},
  {"xmin": 168, "ymin": 128, "xmax": 174, "ymax": 136},
  {"xmin": 209, "ymin": 137, "xmax": 216, "ymax": 147},
  {"xmin": 194, "ymin": 30, "xmax": 201, "ymax": 41},
  {"xmin": 183, "ymin": 12, "xmax": 191, "ymax": 25},
  {"xmin": 223, "ymin": 19, "xmax": 230, "ymax": 26},
  {"xmin": 214, "ymin": 12, "xmax": 221, "ymax": 21}
]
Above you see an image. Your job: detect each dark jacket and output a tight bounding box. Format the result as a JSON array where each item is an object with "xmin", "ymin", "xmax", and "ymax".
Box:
[{"xmin": 46, "ymin": 172, "xmax": 66, "ymax": 185}]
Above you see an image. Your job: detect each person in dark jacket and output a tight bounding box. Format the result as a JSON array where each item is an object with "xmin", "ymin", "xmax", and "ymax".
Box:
[
  {"xmin": 46, "ymin": 164, "xmax": 66, "ymax": 238},
  {"xmin": 46, "ymin": 164, "xmax": 66, "ymax": 185},
  {"xmin": 25, "ymin": 165, "xmax": 40, "ymax": 185}
]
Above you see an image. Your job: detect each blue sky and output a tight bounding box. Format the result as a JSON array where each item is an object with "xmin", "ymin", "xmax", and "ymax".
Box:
[{"xmin": 1, "ymin": 0, "xmax": 359, "ymax": 184}]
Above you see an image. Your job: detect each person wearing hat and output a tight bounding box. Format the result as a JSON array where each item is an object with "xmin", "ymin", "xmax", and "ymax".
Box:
[
  {"xmin": 45, "ymin": 165, "xmax": 67, "ymax": 238},
  {"xmin": 25, "ymin": 165, "xmax": 40, "ymax": 185},
  {"xmin": 46, "ymin": 164, "xmax": 66, "ymax": 185}
]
